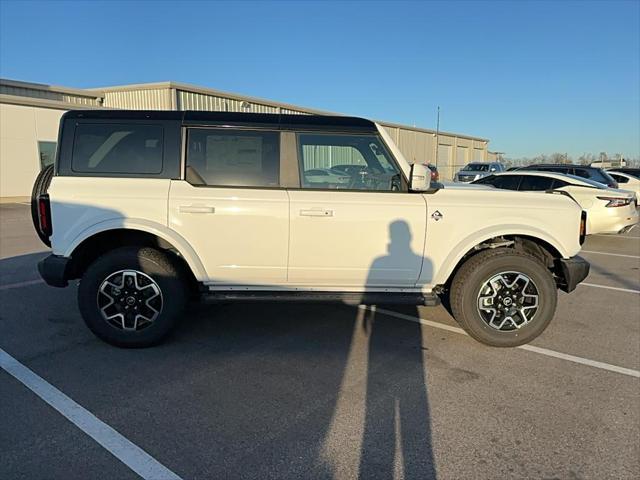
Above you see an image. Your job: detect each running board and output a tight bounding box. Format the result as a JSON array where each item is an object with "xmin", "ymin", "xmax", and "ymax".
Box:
[{"xmin": 200, "ymin": 291, "xmax": 440, "ymax": 306}]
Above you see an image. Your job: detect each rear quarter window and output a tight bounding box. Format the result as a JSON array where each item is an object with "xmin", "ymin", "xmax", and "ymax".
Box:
[{"xmin": 72, "ymin": 124, "xmax": 163, "ymax": 174}]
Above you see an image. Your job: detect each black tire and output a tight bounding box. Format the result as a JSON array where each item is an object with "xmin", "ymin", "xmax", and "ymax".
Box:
[
  {"xmin": 78, "ymin": 247, "xmax": 187, "ymax": 348},
  {"xmin": 30, "ymin": 164, "xmax": 54, "ymax": 246},
  {"xmin": 450, "ymin": 249, "xmax": 557, "ymax": 347}
]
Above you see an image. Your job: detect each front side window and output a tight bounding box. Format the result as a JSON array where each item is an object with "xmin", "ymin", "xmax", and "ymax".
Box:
[
  {"xmin": 72, "ymin": 124, "xmax": 163, "ymax": 174},
  {"xmin": 298, "ymin": 133, "xmax": 402, "ymax": 191},
  {"xmin": 186, "ymin": 129, "xmax": 280, "ymax": 187}
]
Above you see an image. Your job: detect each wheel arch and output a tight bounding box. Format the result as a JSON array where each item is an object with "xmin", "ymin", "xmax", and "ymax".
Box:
[
  {"xmin": 435, "ymin": 228, "xmax": 568, "ymax": 289},
  {"xmin": 64, "ymin": 221, "xmax": 207, "ymax": 287}
]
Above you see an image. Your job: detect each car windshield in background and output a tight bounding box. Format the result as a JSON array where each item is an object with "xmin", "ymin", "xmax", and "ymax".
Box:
[
  {"xmin": 462, "ymin": 163, "xmax": 489, "ymax": 172},
  {"xmin": 564, "ymin": 174, "xmax": 607, "ymax": 189}
]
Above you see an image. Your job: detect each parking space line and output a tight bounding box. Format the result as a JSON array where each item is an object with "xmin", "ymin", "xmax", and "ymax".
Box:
[
  {"xmin": 0, "ymin": 348, "xmax": 183, "ymax": 480},
  {"xmin": 581, "ymin": 250, "xmax": 640, "ymax": 259},
  {"xmin": 581, "ymin": 282, "xmax": 640, "ymax": 294},
  {"xmin": 591, "ymin": 234, "xmax": 638, "ymax": 239},
  {"xmin": 0, "ymin": 279, "xmax": 45, "ymax": 291},
  {"xmin": 367, "ymin": 307, "xmax": 640, "ymax": 378}
]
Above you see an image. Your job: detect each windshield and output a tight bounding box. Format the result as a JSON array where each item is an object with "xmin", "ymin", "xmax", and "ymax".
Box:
[
  {"xmin": 564, "ymin": 174, "xmax": 607, "ymax": 189},
  {"xmin": 462, "ymin": 163, "xmax": 489, "ymax": 172}
]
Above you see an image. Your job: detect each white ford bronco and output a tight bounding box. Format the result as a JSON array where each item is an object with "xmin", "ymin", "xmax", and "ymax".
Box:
[{"xmin": 33, "ymin": 110, "xmax": 589, "ymax": 348}]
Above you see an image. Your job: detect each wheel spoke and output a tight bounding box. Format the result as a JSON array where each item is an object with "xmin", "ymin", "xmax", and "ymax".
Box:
[
  {"xmin": 97, "ymin": 269, "xmax": 163, "ymax": 331},
  {"xmin": 476, "ymin": 271, "xmax": 540, "ymax": 332}
]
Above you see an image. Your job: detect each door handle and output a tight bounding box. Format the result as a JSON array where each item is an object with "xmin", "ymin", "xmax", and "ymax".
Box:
[
  {"xmin": 300, "ymin": 209, "xmax": 334, "ymax": 217},
  {"xmin": 179, "ymin": 205, "xmax": 215, "ymax": 214}
]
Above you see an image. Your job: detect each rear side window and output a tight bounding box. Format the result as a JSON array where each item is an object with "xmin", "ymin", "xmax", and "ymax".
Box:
[
  {"xmin": 519, "ymin": 175, "xmax": 554, "ymax": 191},
  {"xmin": 609, "ymin": 173, "xmax": 629, "ymax": 184},
  {"xmin": 186, "ymin": 128, "xmax": 280, "ymax": 187},
  {"xmin": 72, "ymin": 124, "xmax": 163, "ymax": 174}
]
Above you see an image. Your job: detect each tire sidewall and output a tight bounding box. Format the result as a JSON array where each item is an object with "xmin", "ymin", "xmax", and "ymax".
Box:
[
  {"xmin": 457, "ymin": 253, "xmax": 557, "ymax": 347},
  {"xmin": 78, "ymin": 247, "xmax": 186, "ymax": 348}
]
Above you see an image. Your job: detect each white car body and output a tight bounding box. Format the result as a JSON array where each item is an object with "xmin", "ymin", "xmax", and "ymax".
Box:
[
  {"xmin": 474, "ymin": 171, "xmax": 638, "ymax": 235},
  {"xmin": 46, "ymin": 124, "xmax": 585, "ymax": 294},
  {"xmin": 607, "ymin": 171, "xmax": 640, "ymax": 196}
]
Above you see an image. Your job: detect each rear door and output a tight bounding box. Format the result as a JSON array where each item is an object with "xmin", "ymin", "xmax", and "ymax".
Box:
[
  {"xmin": 168, "ymin": 127, "xmax": 289, "ymax": 286},
  {"xmin": 287, "ymin": 131, "xmax": 427, "ymax": 288}
]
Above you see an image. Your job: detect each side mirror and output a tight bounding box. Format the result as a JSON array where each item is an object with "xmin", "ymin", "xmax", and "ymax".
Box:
[{"xmin": 409, "ymin": 163, "xmax": 431, "ymax": 192}]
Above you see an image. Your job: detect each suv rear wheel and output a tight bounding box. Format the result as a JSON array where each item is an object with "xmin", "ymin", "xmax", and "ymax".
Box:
[
  {"xmin": 78, "ymin": 247, "xmax": 187, "ymax": 348},
  {"xmin": 450, "ymin": 249, "xmax": 557, "ymax": 347}
]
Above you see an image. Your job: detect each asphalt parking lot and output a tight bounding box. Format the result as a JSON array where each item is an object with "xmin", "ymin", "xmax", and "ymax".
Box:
[{"xmin": 1, "ymin": 202, "xmax": 638, "ymax": 480}]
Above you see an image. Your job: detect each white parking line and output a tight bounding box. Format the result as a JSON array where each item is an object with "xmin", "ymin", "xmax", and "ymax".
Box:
[
  {"xmin": 0, "ymin": 348, "xmax": 183, "ymax": 480},
  {"xmin": 581, "ymin": 250, "xmax": 640, "ymax": 259},
  {"xmin": 0, "ymin": 279, "xmax": 45, "ymax": 291},
  {"xmin": 368, "ymin": 307, "xmax": 640, "ymax": 378},
  {"xmin": 581, "ymin": 282, "xmax": 640, "ymax": 294},
  {"xmin": 591, "ymin": 234, "xmax": 639, "ymax": 239}
]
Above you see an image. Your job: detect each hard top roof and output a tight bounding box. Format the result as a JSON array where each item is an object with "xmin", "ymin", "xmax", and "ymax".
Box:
[{"xmin": 62, "ymin": 110, "xmax": 378, "ymax": 131}]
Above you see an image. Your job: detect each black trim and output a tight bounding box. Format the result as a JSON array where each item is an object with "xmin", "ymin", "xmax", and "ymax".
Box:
[
  {"xmin": 37, "ymin": 254, "xmax": 72, "ymax": 288},
  {"xmin": 200, "ymin": 290, "xmax": 440, "ymax": 306},
  {"xmin": 63, "ymin": 110, "xmax": 378, "ymax": 132},
  {"xmin": 556, "ymin": 256, "xmax": 590, "ymax": 293}
]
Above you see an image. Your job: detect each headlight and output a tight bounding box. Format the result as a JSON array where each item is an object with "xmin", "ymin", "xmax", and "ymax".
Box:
[
  {"xmin": 474, "ymin": 174, "xmax": 481, "ymax": 180},
  {"xmin": 596, "ymin": 196, "xmax": 632, "ymax": 208}
]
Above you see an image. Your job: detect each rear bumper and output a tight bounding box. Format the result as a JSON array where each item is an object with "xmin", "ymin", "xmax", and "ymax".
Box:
[
  {"xmin": 37, "ymin": 254, "xmax": 71, "ymax": 288},
  {"xmin": 557, "ymin": 256, "xmax": 590, "ymax": 293}
]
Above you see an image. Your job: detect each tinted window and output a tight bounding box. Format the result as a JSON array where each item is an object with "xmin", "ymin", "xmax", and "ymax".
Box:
[
  {"xmin": 298, "ymin": 133, "xmax": 401, "ymax": 191},
  {"xmin": 551, "ymin": 179, "xmax": 569, "ymax": 188},
  {"xmin": 519, "ymin": 175, "xmax": 554, "ymax": 191},
  {"xmin": 186, "ymin": 129, "xmax": 279, "ymax": 187},
  {"xmin": 72, "ymin": 124, "xmax": 163, "ymax": 174},
  {"xmin": 38, "ymin": 141, "xmax": 56, "ymax": 170},
  {"xmin": 609, "ymin": 173, "xmax": 629, "ymax": 184},
  {"xmin": 575, "ymin": 168, "xmax": 613, "ymax": 185},
  {"xmin": 492, "ymin": 175, "xmax": 522, "ymax": 190}
]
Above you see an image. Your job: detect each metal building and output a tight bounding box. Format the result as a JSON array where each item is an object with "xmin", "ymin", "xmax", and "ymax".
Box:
[{"xmin": 0, "ymin": 78, "xmax": 491, "ymax": 198}]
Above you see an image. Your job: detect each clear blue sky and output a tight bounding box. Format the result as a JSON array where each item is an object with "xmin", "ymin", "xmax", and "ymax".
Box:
[{"xmin": 1, "ymin": 0, "xmax": 638, "ymax": 158}]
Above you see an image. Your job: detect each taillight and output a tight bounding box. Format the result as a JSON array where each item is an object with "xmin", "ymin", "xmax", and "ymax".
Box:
[
  {"xmin": 597, "ymin": 196, "xmax": 632, "ymax": 208},
  {"xmin": 37, "ymin": 194, "xmax": 52, "ymax": 237},
  {"xmin": 579, "ymin": 211, "xmax": 587, "ymax": 244}
]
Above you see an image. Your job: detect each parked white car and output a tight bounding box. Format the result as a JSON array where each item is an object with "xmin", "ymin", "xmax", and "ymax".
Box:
[
  {"xmin": 607, "ymin": 171, "xmax": 640, "ymax": 196},
  {"xmin": 32, "ymin": 111, "xmax": 589, "ymax": 349},
  {"xmin": 473, "ymin": 171, "xmax": 638, "ymax": 234}
]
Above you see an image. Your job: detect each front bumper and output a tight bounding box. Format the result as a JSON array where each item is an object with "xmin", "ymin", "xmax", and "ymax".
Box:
[
  {"xmin": 557, "ymin": 256, "xmax": 590, "ymax": 293},
  {"xmin": 37, "ymin": 254, "xmax": 72, "ymax": 287}
]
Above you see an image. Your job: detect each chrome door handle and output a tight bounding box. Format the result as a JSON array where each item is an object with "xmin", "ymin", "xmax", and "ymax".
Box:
[
  {"xmin": 299, "ymin": 209, "xmax": 334, "ymax": 217},
  {"xmin": 179, "ymin": 205, "xmax": 215, "ymax": 214}
]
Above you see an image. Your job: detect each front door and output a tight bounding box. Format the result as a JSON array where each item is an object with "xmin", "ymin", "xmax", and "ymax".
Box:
[{"xmin": 287, "ymin": 132, "xmax": 427, "ymax": 288}]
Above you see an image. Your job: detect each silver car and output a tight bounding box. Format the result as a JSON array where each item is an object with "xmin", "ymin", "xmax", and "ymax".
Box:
[{"xmin": 455, "ymin": 162, "xmax": 505, "ymax": 182}]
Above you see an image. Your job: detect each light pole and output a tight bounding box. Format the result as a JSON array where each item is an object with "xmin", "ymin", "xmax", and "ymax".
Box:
[{"xmin": 434, "ymin": 106, "xmax": 440, "ymax": 167}]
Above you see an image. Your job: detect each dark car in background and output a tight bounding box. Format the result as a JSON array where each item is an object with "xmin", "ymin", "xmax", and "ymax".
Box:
[
  {"xmin": 608, "ymin": 168, "xmax": 640, "ymax": 179},
  {"xmin": 516, "ymin": 164, "xmax": 618, "ymax": 188}
]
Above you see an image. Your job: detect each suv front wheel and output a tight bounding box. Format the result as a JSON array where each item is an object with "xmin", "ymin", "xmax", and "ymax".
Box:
[
  {"xmin": 78, "ymin": 247, "xmax": 187, "ymax": 348},
  {"xmin": 450, "ymin": 249, "xmax": 557, "ymax": 347}
]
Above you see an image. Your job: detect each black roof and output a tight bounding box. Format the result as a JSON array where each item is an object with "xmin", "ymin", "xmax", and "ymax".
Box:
[
  {"xmin": 523, "ymin": 164, "xmax": 601, "ymax": 169},
  {"xmin": 62, "ymin": 110, "xmax": 377, "ymax": 132}
]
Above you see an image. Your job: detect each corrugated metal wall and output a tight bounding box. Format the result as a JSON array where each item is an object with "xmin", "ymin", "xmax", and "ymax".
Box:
[
  {"xmin": 97, "ymin": 85, "xmax": 490, "ymax": 180},
  {"xmin": 0, "ymin": 84, "xmax": 101, "ymax": 106},
  {"xmin": 103, "ymin": 88, "xmax": 172, "ymax": 110},
  {"xmin": 177, "ymin": 90, "xmax": 312, "ymax": 114}
]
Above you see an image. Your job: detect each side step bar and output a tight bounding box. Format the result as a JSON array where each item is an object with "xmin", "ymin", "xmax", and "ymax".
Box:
[{"xmin": 201, "ymin": 291, "xmax": 440, "ymax": 306}]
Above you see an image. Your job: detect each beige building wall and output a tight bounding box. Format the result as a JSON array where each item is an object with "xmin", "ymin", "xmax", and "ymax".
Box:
[
  {"xmin": 0, "ymin": 79, "xmax": 493, "ymax": 196},
  {"xmin": 0, "ymin": 103, "xmax": 64, "ymax": 198}
]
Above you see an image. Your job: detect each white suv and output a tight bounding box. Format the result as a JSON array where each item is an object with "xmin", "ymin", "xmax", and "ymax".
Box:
[{"xmin": 33, "ymin": 111, "xmax": 589, "ymax": 348}]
